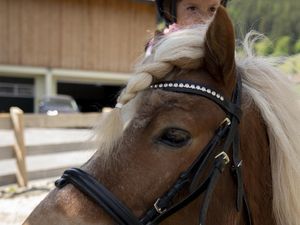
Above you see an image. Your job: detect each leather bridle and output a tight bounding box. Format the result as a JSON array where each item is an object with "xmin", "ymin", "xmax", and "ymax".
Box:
[{"xmin": 55, "ymin": 76, "xmax": 253, "ymax": 225}]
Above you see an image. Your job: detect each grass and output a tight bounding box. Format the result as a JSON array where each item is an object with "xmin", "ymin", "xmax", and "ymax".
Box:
[{"xmin": 279, "ymin": 54, "xmax": 300, "ymax": 75}]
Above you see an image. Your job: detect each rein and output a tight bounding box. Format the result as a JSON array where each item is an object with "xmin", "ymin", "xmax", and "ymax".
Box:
[{"xmin": 55, "ymin": 77, "xmax": 252, "ymax": 225}]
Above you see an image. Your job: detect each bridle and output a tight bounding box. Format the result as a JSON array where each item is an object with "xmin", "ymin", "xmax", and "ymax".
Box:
[{"xmin": 55, "ymin": 76, "xmax": 252, "ymax": 225}]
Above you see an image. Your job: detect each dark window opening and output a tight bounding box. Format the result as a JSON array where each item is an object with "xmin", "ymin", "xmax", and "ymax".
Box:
[
  {"xmin": 0, "ymin": 77, "xmax": 34, "ymax": 113},
  {"xmin": 57, "ymin": 82, "xmax": 123, "ymax": 112}
]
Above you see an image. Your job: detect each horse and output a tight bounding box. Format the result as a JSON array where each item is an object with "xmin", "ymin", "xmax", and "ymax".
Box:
[{"xmin": 23, "ymin": 6, "xmax": 300, "ymax": 225}]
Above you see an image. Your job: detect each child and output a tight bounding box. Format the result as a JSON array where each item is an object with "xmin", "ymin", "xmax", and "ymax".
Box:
[{"xmin": 146, "ymin": 0, "xmax": 228, "ymax": 56}]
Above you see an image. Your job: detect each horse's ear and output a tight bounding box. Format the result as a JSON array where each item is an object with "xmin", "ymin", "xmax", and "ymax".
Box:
[{"xmin": 204, "ymin": 6, "xmax": 235, "ymax": 86}]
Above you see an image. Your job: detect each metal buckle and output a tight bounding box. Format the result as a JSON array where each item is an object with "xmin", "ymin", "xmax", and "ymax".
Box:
[
  {"xmin": 154, "ymin": 199, "xmax": 167, "ymax": 214},
  {"xmin": 219, "ymin": 117, "xmax": 231, "ymax": 127},
  {"xmin": 237, "ymin": 160, "xmax": 243, "ymax": 167},
  {"xmin": 215, "ymin": 151, "xmax": 230, "ymax": 165}
]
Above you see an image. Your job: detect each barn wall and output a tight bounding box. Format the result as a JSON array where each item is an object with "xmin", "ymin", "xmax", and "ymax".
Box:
[{"xmin": 0, "ymin": 0, "xmax": 156, "ymax": 73}]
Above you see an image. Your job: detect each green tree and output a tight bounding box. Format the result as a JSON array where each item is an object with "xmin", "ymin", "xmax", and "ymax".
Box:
[
  {"xmin": 273, "ymin": 36, "xmax": 291, "ymax": 56},
  {"xmin": 255, "ymin": 39, "xmax": 274, "ymax": 56},
  {"xmin": 228, "ymin": 0, "xmax": 300, "ymax": 54},
  {"xmin": 294, "ymin": 39, "xmax": 300, "ymax": 54}
]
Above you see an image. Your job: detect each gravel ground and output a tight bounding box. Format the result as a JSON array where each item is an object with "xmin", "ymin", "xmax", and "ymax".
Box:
[{"xmin": 0, "ymin": 178, "xmax": 55, "ymax": 225}]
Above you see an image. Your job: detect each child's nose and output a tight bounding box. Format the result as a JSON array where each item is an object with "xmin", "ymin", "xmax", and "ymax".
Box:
[{"xmin": 195, "ymin": 13, "xmax": 212, "ymax": 24}]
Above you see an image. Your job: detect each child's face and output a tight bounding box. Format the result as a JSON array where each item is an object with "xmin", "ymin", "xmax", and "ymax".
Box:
[{"xmin": 176, "ymin": 0, "xmax": 221, "ymax": 26}]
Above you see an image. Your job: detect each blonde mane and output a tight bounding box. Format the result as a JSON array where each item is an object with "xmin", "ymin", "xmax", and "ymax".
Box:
[
  {"xmin": 93, "ymin": 25, "xmax": 300, "ymax": 225},
  {"xmin": 238, "ymin": 32, "xmax": 300, "ymax": 225}
]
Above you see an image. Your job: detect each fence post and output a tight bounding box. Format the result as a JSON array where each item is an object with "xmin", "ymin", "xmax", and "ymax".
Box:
[{"xmin": 10, "ymin": 107, "xmax": 28, "ymax": 187}]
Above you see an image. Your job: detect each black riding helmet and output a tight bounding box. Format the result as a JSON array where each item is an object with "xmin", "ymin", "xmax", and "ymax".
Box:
[{"xmin": 156, "ymin": 0, "xmax": 229, "ymax": 24}]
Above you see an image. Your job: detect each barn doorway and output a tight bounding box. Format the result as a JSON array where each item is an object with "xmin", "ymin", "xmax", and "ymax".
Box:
[
  {"xmin": 57, "ymin": 82, "xmax": 123, "ymax": 112},
  {"xmin": 0, "ymin": 77, "xmax": 34, "ymax": 113}
]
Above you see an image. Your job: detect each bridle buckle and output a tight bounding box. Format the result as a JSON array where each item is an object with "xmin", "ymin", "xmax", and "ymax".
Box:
[
  {"xmin": 215, "ymin": 151, "xmax": 230, "ymax": 165},
  {"xmin": 154, "ymin": 199, "xmax": 167, "ymax": 214},
  {"xmin": 219, "ymin": 117, "xmax": 231, "ymax": 127}
]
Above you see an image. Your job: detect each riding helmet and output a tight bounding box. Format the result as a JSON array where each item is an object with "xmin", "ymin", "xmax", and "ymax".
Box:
[{"xmin": 156, "ymin": 0, "xmax": 229, "ymax": 24}]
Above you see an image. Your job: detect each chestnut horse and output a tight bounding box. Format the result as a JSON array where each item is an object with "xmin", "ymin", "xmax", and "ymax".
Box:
[{"xmin": 23, "ymin": 6, "xmax": 300, "ymax": 225}]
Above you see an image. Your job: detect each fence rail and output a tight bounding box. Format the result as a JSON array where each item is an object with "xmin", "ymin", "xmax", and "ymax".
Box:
[
  {"xmin": 0, "ymin": 107, "xmax": 101, "ymax": 187},
  {"xmin": 0, "ymin": 142, "xmax": 97, "ymax": 160},
  {"xmin": 0, "ymin": 112, "xmax": 101, "ymax": 129}
]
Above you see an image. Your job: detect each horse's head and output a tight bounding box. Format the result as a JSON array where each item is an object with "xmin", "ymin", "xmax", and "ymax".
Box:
[{"xmin": 26, "ymin": 5, "xmax": 300, "ymax": 225}]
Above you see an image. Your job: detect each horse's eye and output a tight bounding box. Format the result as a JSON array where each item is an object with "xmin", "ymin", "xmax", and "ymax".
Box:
[{"xmin": 157, "ymin": 128, "xmax": 191, "ymax": 148}]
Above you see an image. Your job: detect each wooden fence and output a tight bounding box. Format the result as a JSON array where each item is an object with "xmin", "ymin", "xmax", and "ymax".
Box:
[{"xmin": 0, "ymin": 107, "xmax": 100, "ymax": 187}]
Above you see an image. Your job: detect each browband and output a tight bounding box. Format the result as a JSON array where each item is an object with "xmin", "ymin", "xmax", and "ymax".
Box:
[{"xmin": 150, "ymin": 80, "xmax": 241, "ymax": 121}]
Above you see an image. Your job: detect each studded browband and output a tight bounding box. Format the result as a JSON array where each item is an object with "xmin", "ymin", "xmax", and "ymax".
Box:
[{"xmin": 150, "ymin": 80, "xmax": 241, "ymax": 121}]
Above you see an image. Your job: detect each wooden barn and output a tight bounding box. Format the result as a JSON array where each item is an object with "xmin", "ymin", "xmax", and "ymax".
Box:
[{"xmin": 0, "ymin": 0, "xmax": 156, "ymax": 112}]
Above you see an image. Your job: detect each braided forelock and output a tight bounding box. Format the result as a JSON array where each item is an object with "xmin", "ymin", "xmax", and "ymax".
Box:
[
  {"xmin": 119, "ymin": 24, "xmax": 209, "ymax": 106},
  {"xmin": 94, "ymin": 24, "xmax": 210, "ymax": 157}
]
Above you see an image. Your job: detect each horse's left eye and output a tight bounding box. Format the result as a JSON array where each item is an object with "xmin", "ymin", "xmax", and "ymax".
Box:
[{"xmin": 157, "ymin": 128, "xmax": 191, "ymax": 148}]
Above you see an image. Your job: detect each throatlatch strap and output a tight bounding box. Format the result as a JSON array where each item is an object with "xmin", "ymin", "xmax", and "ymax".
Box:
[
  {"xmin": 232, "ymin": 133, "xmax": 252, "ymax": 225},
  {"xmin": 230, "ymin": 76, "xmax": 252, "ymax": 225}
]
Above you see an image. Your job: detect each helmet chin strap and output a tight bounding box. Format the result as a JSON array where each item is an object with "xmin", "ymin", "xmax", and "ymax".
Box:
[{"xmin": 169, "ymin": 0, "xmax": 177, "ymax": 24}]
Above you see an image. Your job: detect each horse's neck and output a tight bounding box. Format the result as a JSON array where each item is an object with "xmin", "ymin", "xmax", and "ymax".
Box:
[{"xmin": 240, "ymin": 103, "xmax": 276, "ymax": 225}]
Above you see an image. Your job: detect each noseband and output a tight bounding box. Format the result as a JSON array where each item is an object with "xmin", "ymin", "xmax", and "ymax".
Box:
[{"xmin": 55, "ymin": 77, "xmax": 252, "ymax": 225}]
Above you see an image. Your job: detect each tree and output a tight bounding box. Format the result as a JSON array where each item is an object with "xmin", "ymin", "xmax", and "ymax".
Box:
[
  {"xmin": 294, "ymin": 39, "xmax": 300, "ymax": 54},
  {"xmin": 273, "ymin": 36, "xmax": 291, "ymax": 56},
  {"xmin": 255, "ymin": 39, "xmax": 274, "ymax": 56},
  {"xmin": 228, "ymin": 0, "xmax": 300, "ymax": 55}
]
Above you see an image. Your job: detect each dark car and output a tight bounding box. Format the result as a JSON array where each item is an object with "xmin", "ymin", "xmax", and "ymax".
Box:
[{"xmin": 39, "ymin": 95, "xmax": 79, "ymax": 115}]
